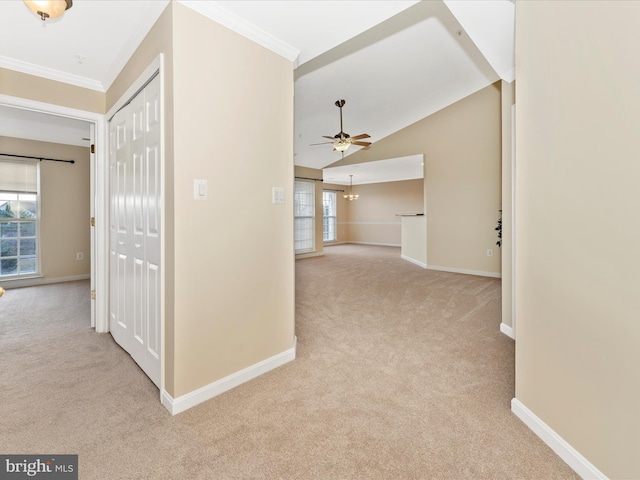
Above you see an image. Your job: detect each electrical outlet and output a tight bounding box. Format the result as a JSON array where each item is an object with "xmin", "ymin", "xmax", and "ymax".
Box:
[
  {"xmin": 486, "ymin": 249, "xmax": 493, "ymax": 257},
  {"xmin": 76, "ymin": 252, "xmax": 84, "ymax": 260}
]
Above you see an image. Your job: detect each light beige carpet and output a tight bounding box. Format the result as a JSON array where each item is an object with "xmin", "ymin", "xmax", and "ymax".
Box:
[{"xmin": 0, "ymin": 245, "xmax": 579, "ymax": 479}]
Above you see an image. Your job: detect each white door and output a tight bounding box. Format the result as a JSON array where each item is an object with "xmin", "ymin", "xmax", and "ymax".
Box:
[{"xmin": 109, "ymin": 74, "xmax": 161, "ymax": 387}]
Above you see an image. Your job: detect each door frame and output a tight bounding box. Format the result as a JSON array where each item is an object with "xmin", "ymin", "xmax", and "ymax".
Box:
[{"xmin": 0, "ymin": 94, "xmax": 108, "ymax": 332}]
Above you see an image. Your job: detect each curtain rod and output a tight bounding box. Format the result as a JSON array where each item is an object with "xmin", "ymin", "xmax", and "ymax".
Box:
[
  {"xmin": 323, "ymin": 188, "xmax": 345, "ymax": 192},
  {"xmin": 295, "ymin": 176, "xmax": 323, "ymax": 182},
  {"xmin": 0, "ymin": 153, "xmax": 75, "ymax": 164}
]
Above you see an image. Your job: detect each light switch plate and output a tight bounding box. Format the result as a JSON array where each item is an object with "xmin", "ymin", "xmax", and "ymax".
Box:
[
  {"xmin": 272, "ymin": 187, "xmax": 285, "ymax": 204},
  {"xmin": 194, "ymin": 179, "xmax": 207, "ymax": 200}
]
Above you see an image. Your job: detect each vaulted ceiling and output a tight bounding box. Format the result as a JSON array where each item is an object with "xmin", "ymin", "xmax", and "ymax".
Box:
[{"xmin": 0, "ymin": 0, "xmax": 514, "ymax": 184}]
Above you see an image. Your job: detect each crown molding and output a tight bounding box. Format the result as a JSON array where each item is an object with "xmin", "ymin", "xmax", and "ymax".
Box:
[
  {"xmin": 177, "ymin": 0, "xmax": 300, "ymax": 64},
  {"xmin": 0, "ymin": 55, "xmax": 105, "ymax": 92}
]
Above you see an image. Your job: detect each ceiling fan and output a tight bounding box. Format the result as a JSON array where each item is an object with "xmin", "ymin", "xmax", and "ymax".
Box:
[{"xmin": 311, "ymin": 99, "xmax": 372, "ymax": 153}]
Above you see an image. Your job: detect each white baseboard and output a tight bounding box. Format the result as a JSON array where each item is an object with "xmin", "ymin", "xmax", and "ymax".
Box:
[
  {"xmin": 2, "ymin": 274, "xmax": 90, "ymax": 289},
  {"xmin": 401, "ymin": 255, "xmax": 427, "ymax": 269},
  {"xmin": 161, "ymin": 340, "xmax": 297, "ymax": 415},
  {"xmin": 349, "ymin": 241, "xmax": 401, "ymax": 248},
  {"xmin": 427, "ymin": 264, "xmax": 501, "ymax": 279},
  {"xmin": 511, "ymin": 398, "xmax": 608, "ymax": 479},
  {"xmin": 500, "ymin": 322, "xmax": 514, "ymax": 339},
  {"xmin": 295, "ymin": 251, "xmax": 324, "ymax": 259}
]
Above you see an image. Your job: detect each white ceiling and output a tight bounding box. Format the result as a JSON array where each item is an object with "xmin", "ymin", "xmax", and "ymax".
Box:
[
  {"xmin": 0, "ymin": 0, "xmax": 170, "ymax": 91},
  {"xmin": 0, "ymin": 105, "xmax": 90, "ymax": 147},
  {"xmin": 0, "ymin": 0, "xmax": 514, "ymax": 181}
]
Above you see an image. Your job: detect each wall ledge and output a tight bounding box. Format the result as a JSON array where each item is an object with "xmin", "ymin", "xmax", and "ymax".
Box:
[
  {"xmin": 161, "ymin": 340, "xmax": 296, "ymax": 415},
  {"xmin": 511, "ymin": 398, "xmax": 608, "ymax": 480}
]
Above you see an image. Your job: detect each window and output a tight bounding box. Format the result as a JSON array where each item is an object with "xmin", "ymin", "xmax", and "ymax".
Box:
[
  {"xmin": 294, "ymin": 180, "xmax": 314, "ymax": 253},
  {"xmin": 323, "ymin": 191, "xmax": 337, "ymax": 242},
  {"xmin": 0, "ymin": 161, "xmax": 39, "ymax": 278}
]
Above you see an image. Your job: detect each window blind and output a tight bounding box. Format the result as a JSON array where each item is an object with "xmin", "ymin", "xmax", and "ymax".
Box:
[{"xmin": 0, "ymin": 160, "xmax": 37, "ymax": 193}]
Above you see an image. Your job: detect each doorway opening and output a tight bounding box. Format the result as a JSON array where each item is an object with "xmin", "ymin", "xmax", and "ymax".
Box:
[{"xmin": 0, "ymin": 94, "xmax": 107, "ymax": 331}]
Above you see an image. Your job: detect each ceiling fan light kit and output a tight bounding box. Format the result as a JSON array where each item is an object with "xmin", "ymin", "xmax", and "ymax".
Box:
[
  {"xmin": 312, "ymin": 99, "xmax": 372, "ymax": 154},
  {"xmin": 24, "ymin": 0, "xmax": 72, "ymax": 21},
  {"xmin": 333, "ymin": 139, "xmax": 350, "ymax": 152}
]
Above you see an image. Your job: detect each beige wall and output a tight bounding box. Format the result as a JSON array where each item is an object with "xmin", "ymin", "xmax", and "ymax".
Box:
[
  {"xmin": 329, "ymin": 84, "xmax": 501, "ymax": 275},
  {"xmin": 501, "ymin": 80, "xmax": 515, "ymax": 329},
  {"xmin": 344, "ymin": 179, "xmax": 423, "ymax": 246},
  {"xmin": 401, "ymin": 215, "xmax": 427, "ymax": 265},
  {"xmin": 0, "ymin": 137, "xmax": 90, "ymax": 281},
  {"xmin": 171, "ymin": 3, "xmax": 294, "ymax": 397},
  {"xmin": 515, "ymin": 2, "xmax": 640, "ymax": 478},
  {"xmin": 0, "ymin": 68, "xmax": 104, "ymax": 114}
]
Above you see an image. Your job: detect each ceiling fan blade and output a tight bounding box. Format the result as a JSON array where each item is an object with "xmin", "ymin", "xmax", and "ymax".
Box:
[
  {"xmin": 351, "ymin": 141, "xmax": 372, "ymax": 147},
  {"xmin": 322, "ymin": 136, "xmax": 335, "ymax": 140},
  {"xmin": 350, "ymin": 133, "xmax": 370, "ymax": 140},
  {"xmin": 310, "ymin": 141, "xmax": 334, "ymax": 146}
]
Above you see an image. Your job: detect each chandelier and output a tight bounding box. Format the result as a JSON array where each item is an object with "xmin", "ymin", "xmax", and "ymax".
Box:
[
  {"xmin": 24, "ymin": 0, "xmax": 73, "ymax": 21},
  {"xmin": 343, "ymin": 174, "xmax": 359, "ymax": 201}
]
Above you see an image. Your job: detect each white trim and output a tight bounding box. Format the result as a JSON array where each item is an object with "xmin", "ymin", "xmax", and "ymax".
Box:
[
  {"xmin": 401, "ymin": 255, "xmax": 427, "ymax": 269},
  {"xmin": 177, "ymin": 1, "xmax": 299, "ymax": 64},
  {"xmin": 161, "ymin": 342, "xmax": 297, "ymax": 415},
  {"xmin": 511, "ymin": 399, "xmax": 608, "ymax": 480},
  {"xmin": 349, "ymin": 241, "xmax": 401, "ymax": 247},
  {"xmin": 427, "ymin": 264, "xmax": 501, "ymax": 278},
  {"xmin": 1, "ymin": 274, "xmax": 90, "ymax": 289},
  {"xmin": 90, "ymin": 123, "xmax": 96, "ymax": 329},
  {"xmin": 339, "ymin": 221, "xmax": 401, "ymax": 226},
  {"xmin": 295, "ymin": 252, "xmax": 324, "ymax": 260},
  {"xmin": 511, "ymin": 103, "xmax": 517, "ymax": 338},
  {"xmin": 500, "ymin": 322, "xmax": 514, "ymax": 339},
  {"xmin": 0, "ymin": 94, "xmax": 108, "ymax": 333},
  {"xmin": 0, "ymin": 95, "xmax": 103, "ymax": 123},
  {"xmin": 0, "ymin": 56, "xmax": 105, "ymax": 92},
  {"xmin": 159, "ymin": 57, "xmax": 167, "ymax": 403}
]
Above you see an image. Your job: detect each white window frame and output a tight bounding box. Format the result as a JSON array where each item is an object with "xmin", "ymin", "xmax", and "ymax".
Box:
[
  {"xmin": 0, "ymin": 160, "xmax": 41, "ymax": 279},
  {"xmin": 294, "ymin": 180, "xmax": 315, "ymax": 254},
  {"xmin": 323, "ymin": 190, "xmax": 337, "ymax": 243}
]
